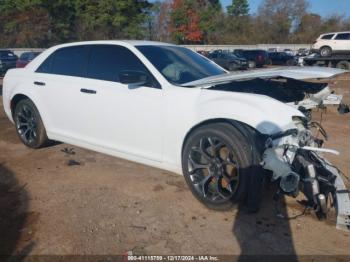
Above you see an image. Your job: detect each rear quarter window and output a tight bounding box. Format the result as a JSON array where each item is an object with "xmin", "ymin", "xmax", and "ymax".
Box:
[{"xmin": 321, "ymin": 34, "xmax": 334, "ymax": 40}]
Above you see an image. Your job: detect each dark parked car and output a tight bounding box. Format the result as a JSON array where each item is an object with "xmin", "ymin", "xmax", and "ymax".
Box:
[
  {"xmin": 208, "ymin": 51, "xmax": 248, "ymax": 71},
  {"xmin": 233, "ymin": 49, "xmax": 269, "ymax": 68},
  {"xmin": 16, "ymin": 51, "xmax": 41, "ymax": 68},
  {"xmin": 268, "ymin": 51, "xmax": 297, "ymax": 66},
  {"xmin": 0, "ymin": 50, "xmax": 17, "ymax": 76},
  {"xmin": 296, "ymin": 48, "xmax": 310, "ymax": 57}
]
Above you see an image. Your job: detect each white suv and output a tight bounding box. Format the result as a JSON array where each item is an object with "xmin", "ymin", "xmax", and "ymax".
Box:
[{"xmin": 312, "ymin": 31, "xmax": 350, "ymax": 57}]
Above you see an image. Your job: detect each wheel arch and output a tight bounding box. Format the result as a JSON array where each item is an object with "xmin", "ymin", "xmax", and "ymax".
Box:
[
  {"xmin": 320, "ymin": 45, "xmax": 332, "ymax": 55},
  {"xmin": 9, "ymin": 94, "xmax": 49, "ymax": 135},
  {"xmin": 181, "ymin": 118, "xmax": 263, "ymax": 159},
  {"xmin": 10, "ymin": 94, "xmax": 30, "ymax": 118}
]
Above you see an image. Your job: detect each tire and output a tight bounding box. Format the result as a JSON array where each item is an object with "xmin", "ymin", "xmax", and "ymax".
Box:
[
  {"xmin": 182, "ymin": 122, "xmax": 263, "ymax": 211},
  {"xmin": 286, "ymin": 59, "xmax": 295, "ymax": 66},
  {"xmin": 336, "ymin": 61, "xmax": 350, "ymax": 70},
  {"xmin": 320, "ymin": 46, "xmax": 332, "ymax": 57},
  {"xmin": 14, "ymin": 99, "xmax": 49, "ymax": 148},
  {"xmin": 248, "ymin": 60, "xmax": 256, "ymax": 68}
]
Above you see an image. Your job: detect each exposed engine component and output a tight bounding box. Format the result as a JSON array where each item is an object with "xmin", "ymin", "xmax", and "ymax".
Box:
[
  {"xmin": 280, "ymin": 172, "xmax": 300, "ymax": 194},
  {"xmin": 261, "ymin": 115, "xmax": 350, "ymax": 231}
]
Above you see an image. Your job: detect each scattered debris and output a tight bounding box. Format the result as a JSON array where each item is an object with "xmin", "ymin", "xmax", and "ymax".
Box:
[
  {"xmin": 338, "ymin": 103, "xmax": 350, "ymax": 114},
  {"xmin": 61, "ymin": 147, "xmax": 76, "ymax": 155},
  {"xmin": 129, "ymin": 225, "xmax": 147, "ymax": 230},
  {"xmin": 67, "ymin": 160, "xmax": 80, "ymax": 166}
]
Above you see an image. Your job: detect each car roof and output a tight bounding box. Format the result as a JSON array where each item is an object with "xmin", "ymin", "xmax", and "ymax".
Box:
[
  {"xmin": 49, "ymin": 40, "xmax": 176, "ymax": 50},
  {"xmin": 321, "ymin": 31, "xmax": 350, "ymax": 36}
]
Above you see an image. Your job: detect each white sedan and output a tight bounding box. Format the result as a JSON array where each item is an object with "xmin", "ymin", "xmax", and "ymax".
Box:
[{"xmin": 2, "ymin": 41, "xmax": 350, "ymax": 228}]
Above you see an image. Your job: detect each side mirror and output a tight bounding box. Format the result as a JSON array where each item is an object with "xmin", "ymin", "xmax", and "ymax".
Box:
[{"xmin": 119, "ymin": 70, "xmax": 150, "ymax": 88}]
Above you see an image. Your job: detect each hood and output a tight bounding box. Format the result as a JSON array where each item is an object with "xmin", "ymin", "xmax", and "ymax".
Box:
[{"xmin": 182, "ymin": 66, "xmax": 347, "ymax": 88}]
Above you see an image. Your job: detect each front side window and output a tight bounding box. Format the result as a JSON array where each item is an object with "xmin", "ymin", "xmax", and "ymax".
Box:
[
  {"xmin": 335, "ymin": 33, "xmax": 350, "ymax": 40},
  {"xmin": 86, "ymin": 45, "xmax": 150, "ymax": 83},
  {"xmin": 321, "ymin": 34, "xmax": 334, "ymax": 40},
  {"xmin": 137, "ymin": 45, "xmax": 225, "ymax": 85}
]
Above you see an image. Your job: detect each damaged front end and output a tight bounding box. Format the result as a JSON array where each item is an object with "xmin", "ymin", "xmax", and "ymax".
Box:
[
  {"xmin": 261, "ymin": 109, "xmax": 350, "ymax": 231},
  {"xmin": 185, "ymin": 67, "xmax": 350, "ymax": 230}
]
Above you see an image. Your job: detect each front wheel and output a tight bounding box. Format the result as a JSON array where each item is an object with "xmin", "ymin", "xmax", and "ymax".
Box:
[
  {"xmin": 14, "ymin": 99, "xmax": 49, "ymax": 148},
  {"xmin": 182, "ymin": 123, "xmax": 262, "ymax": 210}
]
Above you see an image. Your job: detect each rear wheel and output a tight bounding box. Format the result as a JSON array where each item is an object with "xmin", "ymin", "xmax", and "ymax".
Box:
[
  {"xmin": 320, "ymin": 46, "xmax": 332, "ymax": 57},
  {"xmin": 14, "ymin": 99, "xmax": 49, "ymax": 148},
  {"xmin": 182, "ymin": 123, "xmax": 262, "ymax": 210}
]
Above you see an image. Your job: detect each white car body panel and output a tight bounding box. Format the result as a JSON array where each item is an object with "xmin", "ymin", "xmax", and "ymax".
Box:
[{"xmin": 1, "ymin": 41, "xmax": 346, "ymax": 175}]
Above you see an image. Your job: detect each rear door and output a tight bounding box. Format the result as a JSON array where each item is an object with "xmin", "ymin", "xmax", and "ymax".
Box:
[{"xmin": 33, "ymin": 45, "xmax": 91, "ymax": 139}]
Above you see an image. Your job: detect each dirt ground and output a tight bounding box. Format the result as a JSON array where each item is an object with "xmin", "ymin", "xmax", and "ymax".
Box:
[{"xmin": 0, "ymin": 73, "xmax": 350, "ymax": 257}]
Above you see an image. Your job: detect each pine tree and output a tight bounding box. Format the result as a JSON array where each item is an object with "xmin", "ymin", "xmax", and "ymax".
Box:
[{"xmin": 227, "ymin": 0, "xmax": 249, "ymax": 17}]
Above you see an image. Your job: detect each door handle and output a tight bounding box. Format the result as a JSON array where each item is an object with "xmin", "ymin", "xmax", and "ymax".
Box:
[
  {"xmin": 80, "ymin": 88, "xmax": 97, "ymax": 94},
  {"xmin": 34, "ymin": 81, "xmax": 45, "ymax": 86}
]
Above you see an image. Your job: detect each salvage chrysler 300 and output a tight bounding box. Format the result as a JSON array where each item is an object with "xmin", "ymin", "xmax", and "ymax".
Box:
[{"xmin": 2, "ymin": 41, "xmax": 350, "ymax": 230}]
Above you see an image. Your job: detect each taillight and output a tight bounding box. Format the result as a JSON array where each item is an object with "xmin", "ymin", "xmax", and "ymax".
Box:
[{"xmin": 258, "ymin": 55, "xmax": 263, "ymax": 61}]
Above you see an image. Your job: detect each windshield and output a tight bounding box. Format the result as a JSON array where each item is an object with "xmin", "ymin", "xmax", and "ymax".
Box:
[{"xmin": 136, "ymin": 45, "xmax": 226, "ymax": 85}]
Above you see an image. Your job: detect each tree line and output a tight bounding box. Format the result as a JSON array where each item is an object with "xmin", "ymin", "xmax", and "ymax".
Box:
[{"xmin": 0, "ymin": 0, "xmax": 349, "ymax": 48}]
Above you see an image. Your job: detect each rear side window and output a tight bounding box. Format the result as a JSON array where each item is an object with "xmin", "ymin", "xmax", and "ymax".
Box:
[
  {"xmin": 335, "ymin": 33, "xmax": 350, "ymax": 40},
  {"xmin": 36, "ymin": 46, "xmax": 87, "ymax": 77},
  {"xmin": 321, "ymin": 34, "xmax": 334, "ymax": 40},
  {"xmin": 86, "ymin": 45, "xmax": 149, "ymax": 82}
]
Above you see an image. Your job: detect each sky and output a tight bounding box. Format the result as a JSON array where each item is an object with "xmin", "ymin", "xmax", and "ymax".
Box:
[{"xmin": 220, "ymin": 0, "xmax": 350, "ymax": 18}]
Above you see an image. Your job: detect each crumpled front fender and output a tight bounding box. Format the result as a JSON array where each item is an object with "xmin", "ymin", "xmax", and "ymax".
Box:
[{"xmin": 196, "ymin": 89, "xmax": 304, "ymax": 135}]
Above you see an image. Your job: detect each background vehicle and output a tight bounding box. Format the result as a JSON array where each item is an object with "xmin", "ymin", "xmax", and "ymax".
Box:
[
  {"xmin": 283, "ymin": 48, "xmax": 294, "ymax": 56},
  {"xmin": 303, "ymin": 53, "xmax": 350, "ymax": 70},
  {"xmin": 268, "ymin": 51, "xmax": 297, "ymax": 66},
  {"xmin": 312, "ymin": 31, "xmax": 350, "ymax": 57},
  {"xmin": 16, "ymin": 51, "xmax": 41, "ymax": 68},
  {"xmin": 207, "ymin": 51, "xmax": 248, "ymax": 71},
  {"xmin": 267, "ymin": 48, "xmax": 277, "ymax": 53},
  {"xmin": 0, "ymin": 50, "xmax": 17, "ymax": 76},
  {"xmin": 196, "ymin": 50, "xmax": 209, "ymax": 57},
  {"xmin": 233, "ymin": 49, "xmax": 268, "ymax": 68},
  {"xmin": 297, "ymin": 48, "xmax": 310, "ymax": 56}
]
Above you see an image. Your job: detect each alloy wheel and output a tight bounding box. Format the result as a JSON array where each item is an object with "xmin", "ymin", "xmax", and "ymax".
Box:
[
  {"xmin": 187, "ymin": 136, "xmax": 240, "ymax": 203},
  {"xmin": 15, "ymin": 104, "xmax": 38, "ymax": 145}
]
